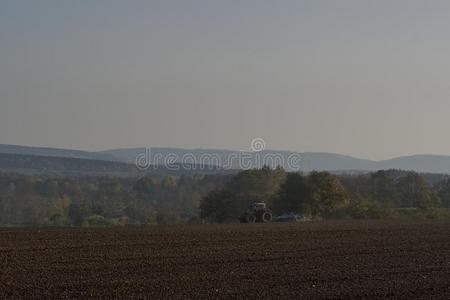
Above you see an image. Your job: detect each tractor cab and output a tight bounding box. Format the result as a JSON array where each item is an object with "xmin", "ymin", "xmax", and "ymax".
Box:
[{"xmin": 249, "ymin": 203, "xmax": 267, "ymax": 211}]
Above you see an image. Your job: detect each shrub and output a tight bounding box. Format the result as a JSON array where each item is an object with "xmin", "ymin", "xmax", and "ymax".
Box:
[
  {"xmin": 83, "ymin": 214, "xmax": 111, "ymax": 227},
  {"xmin": 349, "ymin": 199, "xmax": 393, "ymax": 220}
]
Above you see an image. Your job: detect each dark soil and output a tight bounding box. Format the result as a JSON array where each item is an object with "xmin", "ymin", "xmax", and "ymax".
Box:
[{"xmin": 1, "ymin": 221, "xmax": 449, "ymax": 299}]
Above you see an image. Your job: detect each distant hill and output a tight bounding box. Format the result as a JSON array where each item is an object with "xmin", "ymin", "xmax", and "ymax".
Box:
[
  {"xmin": 0, "ymin": 153, "xmax": 138, "ymax": 177},
  {"xmin": 2, "ymin": 144, "xmax": 450, "ymax": 174},
  {"xmin": 101, "ymin": 148, "xmax": 450, "ymax": 174},
  {"xmin": 0, "ymin": 153, "xmax": 236, "ymax": 177},
  {"xmin": 377, "ymin": 155, "xmax": 450, "ymax": 174},
  {"xmin": 0, "ymin": 144, "xmax": 116, "ymax": 161},
  {"xmin": 100, "ymin": 148, "xmax": 377, "ymax": 172}
]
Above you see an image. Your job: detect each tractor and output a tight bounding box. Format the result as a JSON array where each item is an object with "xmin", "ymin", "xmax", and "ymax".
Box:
[{"xmin": 239, "ymin": 202, "xmax": 272, "ymax": 223}]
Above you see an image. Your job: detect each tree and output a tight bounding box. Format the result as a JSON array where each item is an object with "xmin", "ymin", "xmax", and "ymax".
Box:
[
  {"xmin": 370, "ymin": 170, "xmax": 401, "ymax": 205},
  {"xmin": 161, "ymin": 176, "xmax": 177, "ymax": 190},
  {"xmin": 273, "ymin": 173, "xmax": 309, "ymax": 214},
  {"xmin": 436, "ymin": 178, "xmax": 450, "ymax": 208},
  {"xmin": 349, "ymin": 198, "xmax": 393, "ymax": 219},
  {"xmin": 200, "ymin": 167, "xmax": 286, "ymax": 223},
  {"xmin": 36, "ymin": 179, "xmax": 59, "ymax": 198},
  {"xmin": 68, "ymin": 200, "xmax": 89, "ymax": 226},
  {"xmin": 228, "ymin": 167, "xmax": 286, "ymax": 206},
  {"xmin": 124, "ymin": 196, "xmax": 157, "ymax": 225},
  {"xmin": 133, "ymin": 176, "xmax": 160, "ymax": 195},
  {"xmin": 307, "ymin": 172, "xmax": 349, "ymax": 217},
  {"xmin": 200, "ymin": 188, "xmax": 239, "ymax": 223},
  {"xmin": 396, "ymin": 172, "xmax": 440, "ymax": 210}
]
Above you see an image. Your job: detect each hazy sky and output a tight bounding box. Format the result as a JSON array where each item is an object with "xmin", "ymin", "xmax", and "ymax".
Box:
[{"xmin": 2, "ymin": 0, "xmax": 450, "ymax": 160}]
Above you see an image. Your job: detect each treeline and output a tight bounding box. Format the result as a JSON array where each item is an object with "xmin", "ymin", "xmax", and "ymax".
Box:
[
  {"xmin": 0, "ymin": 173, "xmax": 229, "ymax": 226},
  {"xmin": 0, "ymin": 168, "xmax": 450, "ymax": 226},
  {"xmin": 201, "ymin": 168, "xmax": 450, "ymax": 222}
]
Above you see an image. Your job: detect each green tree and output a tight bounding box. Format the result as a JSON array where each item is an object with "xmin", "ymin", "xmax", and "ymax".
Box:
[
  {"xmin": 436, "ymin": 178, "xmax": 450, "ymax": 208},
  {"xmin": 307, "ymin": 171, "xmax": 349, "ymax": 218},
  {"xmin": 370, "ymin": 170, "xmax": 401, "ymax": 205},
  {"xmin": 397, "ymin": 172, "xmax": 440, "ymax": 210},
  {"xmin": 229, "ymin": 167, "xmax": 286, "ymax": 206},
  {"xmin": 273, "ymin": 172, "xmax": 309, "ymax": 214},
  {"xmin": 349, "ymin": 198, "xmax": 393, "ymax": 219},
  {"xmin": 133, "ymin": 176, "xmax": 160, "ymax": 195},
  {"xmin": 161, "ymin": 176, "xmax": 177, "ymax": 190},
  {"xmin": 200, "ymin": 167, "xmax": 286, "ymax": 223},
  {"xmin": 200, "ymin": 188, "xmax": 239, "ymax": 223},
  {"xmin": 68, "ymin": 200, "xmax": 89, "ymax": 226}
]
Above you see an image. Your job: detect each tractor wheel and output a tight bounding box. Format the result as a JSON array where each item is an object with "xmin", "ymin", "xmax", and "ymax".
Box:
[
  {"xmin": 261, "ymin": 211, "xmax": 272, "ymax": 223},
  {"xmin": 247, "ymin": 215, "xmax": 256, "ymax": 223}
]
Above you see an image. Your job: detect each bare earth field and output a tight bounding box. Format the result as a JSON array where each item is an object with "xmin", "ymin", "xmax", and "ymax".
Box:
[{"xmin": 1, "ymin": 221, "xmax": 449, "ymax": 299}]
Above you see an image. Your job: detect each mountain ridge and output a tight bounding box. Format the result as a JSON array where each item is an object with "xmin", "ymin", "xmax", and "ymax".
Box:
[
  {"xmin": 2, "ymin": 143, "xmax": 450, "ymax": 174},
  {"xmin": 0, "ymin": 144, "xmax": 116, "ymax": 161}
]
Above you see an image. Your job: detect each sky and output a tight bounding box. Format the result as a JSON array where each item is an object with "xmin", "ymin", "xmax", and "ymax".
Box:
[{"xmin": 1, "ymin": 0, "xmax": 450, "ymax": 160}]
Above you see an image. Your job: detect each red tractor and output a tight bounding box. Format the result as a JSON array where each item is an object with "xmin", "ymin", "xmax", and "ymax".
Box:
[{"xmin": 239, "ymin": 203, "xmax": 272, "ymax": 223}]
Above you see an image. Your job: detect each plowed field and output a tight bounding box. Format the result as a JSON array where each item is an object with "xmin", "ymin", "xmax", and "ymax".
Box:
[{"xmin": 1, "ymin": 221, "xmax": 449, "ymax": 299}]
